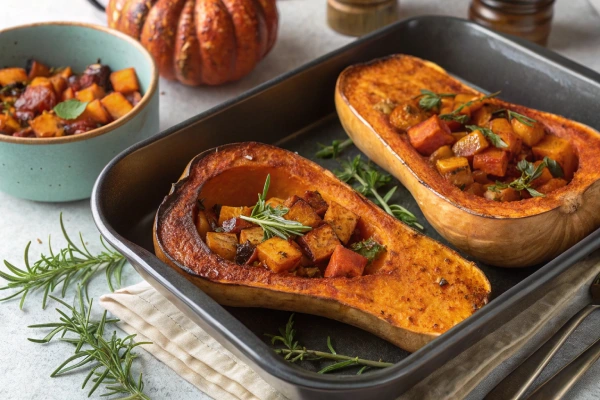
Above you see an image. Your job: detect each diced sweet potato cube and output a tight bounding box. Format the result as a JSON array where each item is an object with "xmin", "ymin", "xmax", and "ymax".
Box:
[
  {"xmin": 451, "ymin": 132, "xmax": 467, "ymax": 142},
  {"xmin": 100, "ymin": 92, "xmax": 133, "ymax": 120},
  {"xmin": 324, "ymin": 245, "xmax": 368, "ymax": 278},
  {"xmin": 29, "ymin": 112, "xmax": 64, "ymax": 138},
  {"xmin": 389, "ymin": 102, "xmax": 428, "ymax": 131},
  {"xmin": 324, "ymin": 201, "xmax": 359, "ymax": 244},
  {"xmin": 473, "ymin": 149, "xmax": 509, "ymax": 177},
  {"xmin": 27, "ymin": 60, "xmax": 50, "ymax": 79},
  {"xmin": 218, "ymin": 206, "xmax": 253, "ymax": 226},
  {"xmin": 0, "ymin": 68, "xmax": 27, "ymax": 86},
  {"xmin": 49, "ymin": 75, "xmax": 67, "ymax": 95},
  {"xmin": 257, "ymin": 237, "xmax": 303, "ymax": 273},
  {"xmin": 206, "ymin": 232, "xmax": 238, "ymax": 261},
  {"xmin": 110, "ymin": 68, "xmax": 140, "ymax": 94},
  {"xmin": 266, "ymin": 197, "xmax": 284, "ymax": 208},
  {"xmin": 436, "ymin": 157, "xmax": 474, "ymax": 187},
  {"xmin": 454, "ymin": 93, "xmax": 478, "ymax": 104},
  {"xmin": 536, "ymin": 178, "xmax": 568, "ymax": 195},
  {"xmin": 532, "ymin": 135, "xmax": 577, "ymax": 180},
  {"xmin": 531, "ymin": 160, "xmax": 553, "ymax": 188},
  {"xmin": 472, "ymin": 170, "xmax": 490, "ymax": 184},
  {"xmin": 484, "ymin": 187, "xmax": 520, "ymax": 202},
  {"xmin": 408, "ymin": 115, "xmax": 455, "ymax": 156},
  {"xmin": 79, "ymin": 99, "xmax": 112, "ymax": 124},
  {"xmin": 30, "ymin": 77, "xmax": 55, "ymax": 93},
  {"xmin": 76, "ymin": 83, "xmax": 106, "ymax": 102},
  {"xmin": 239, "ymin": 226, "xmax": 264, "ymax": 246},
  {"xmin": 429, "ymin": 145, "xmax": 454, "ymax": 164},
  {"xmin": 222, "ymin": 217, "xmax": 255, "ymax": 234},
  {"xmin": 195, "ymin": 211, "xmax": 210, "ymax": 240},
  {"xmin": 472, "ymin": 105, "xmax": 493, "ymax": 126},
  {"xmin": 489, "ymin": 118, "xmax": 522, "ymax": 155},
  {"xmin": 465, "ymin": 182, "xmax": 486, "ymax": 197},
  {"xmin": 297, "ymin": 224, "xmax": 341, "ymax": 263},
  {"xmin": 53, "ymin": 66, "xmax": 72, "ymax": 79},
  {"xmin": 0, "ymin": 114, "xmax": 21, "ymax": 135},
  {"xmin": 302, "ymin": 191, "xmax": 328, "ymax": 217},
  {"xmin": 284, "ymin": 197, "xmax": 322, "ymax": 228},
  {"xmin": 511, "ymin": 118, "xmax": 545, "ymax": 147},
  {"xmin": 452, "ymin": 130, "xmax": 489, "ymax": 157},
  {"xmin": 454, "ymin": 93, "xmax": 485, "ymax": 114},
  {"xmin": 440, "ymin": 97, "xmax": 454, "ymax": 110},
  {"xmin": 62, "ymin": 88, "xmax": 74, "ymax": 101}
]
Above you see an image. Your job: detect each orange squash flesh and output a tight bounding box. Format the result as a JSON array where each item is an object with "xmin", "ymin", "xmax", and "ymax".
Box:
[
  {"xmin": 153, "ymin": 142, "xmax": 491, "ymax": 352},
  {"xmin": 335, "ymin": 54, "xmax": 600, "ymax": 267}
]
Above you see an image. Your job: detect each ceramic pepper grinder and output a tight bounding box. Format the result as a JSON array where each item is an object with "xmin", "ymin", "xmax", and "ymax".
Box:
[
  {"xmin": 327, "ymin": 0, "xmax": 399, "ymax": 37},
  {"xmin": 469, "ymin": 0, "xmax": 555, "ymax": 46}
]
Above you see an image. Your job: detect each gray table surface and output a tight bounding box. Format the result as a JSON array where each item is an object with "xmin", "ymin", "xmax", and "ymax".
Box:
[{"xmin": 1, "ymin": 0, "xmax": 599, "ymax": 399}]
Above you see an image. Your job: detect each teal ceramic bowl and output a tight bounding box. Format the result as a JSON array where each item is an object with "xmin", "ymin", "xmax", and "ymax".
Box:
[{"xmin": 0, "ymin": 22, "xmax": 159, "ymax": 202}]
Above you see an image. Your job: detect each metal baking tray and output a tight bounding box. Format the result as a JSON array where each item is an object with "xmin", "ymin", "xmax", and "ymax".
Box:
[{"xmin": 91, "ymin": 16, "xmax": 600, "ymax": 399}]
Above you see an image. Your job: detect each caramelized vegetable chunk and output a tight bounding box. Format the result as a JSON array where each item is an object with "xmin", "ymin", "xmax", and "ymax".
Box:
[
  {"xmin": 472, "ymin": 170, "xmax": 490, "ymax": 184},
  {"xmin": 126, "ymin": 91, "xmax": 142, "ymax": 107},
  {"xmin": 0, "ymin": 114, "xmax": 21, "ymax": 135},
  {"xmin": 218, "ymin": 205, "xmax": 253, "ymax": 226},
  {"xmin": 408, "ymin": 115, "xmax": 455, "ymax": 156},
  {"xmin": 235, "ymin": 242, "xmax": 258, "ymax": 265},
  {"xmin": 511, "ymin": 118, "xmax": 545, "ymax": 147},
  {"xmin": 297, "ymin": 224, "xmax": 341, "ymax": 263},
  {"xmin": 489, "ymin": 118, "xmax": 522, "ymax": 155},
  {"xmin": 473, "ymin": 148, "xmax": 509, "ymax": 177},
  {"xmin": 265, "ymin": 197, "xmax": 285, "ymax": 208},
  {"xmin": 80, "ymin": 99, "xmax": 112, "ymax": 124},
  {"xmin": 429, "ymin": 145, "xmax": 454, "ymax": 164},
  {"xmin": 80, "ymin": 63, "xmax": 112, "ymax": 91},
  {"xmin": 324, "ymin": 245, "xmax": 368, "ymax": 278},
  {"xmin": 30, "ymin": 77, "xmax": 55, "ymax": 93},
  {"xmin": 484, "ymin": 187, "xmax": 520, "ymax": 202},
  {"xmin": 452, "ymin": 130, "xmax": 489, "ymax": 157},
  {"xmin": 465, "ymin": 182, "xmax": 486, "ymax": 197},
  {"xmin": 27, "ymin": 60, "xmax": 50, "ymax": 79},
  {"xmin": 76, "ymin": 83, "xmax": 106, "ymax": 102},
  {"xmin": 222, "ymin": 217, "xmax": 255, "ymax": 234},
  {"xmin": 536, "ymin": 178, "xmax": 568, "ymax": 194},
  {"xmin": 532, "ymin": 135, "xmax": 577, "ymax": 180},
  {"xmin": 471, "ymin": 105, "xmax": 493, "ymax": 126},
  {"xmin": 302, "ymin": 191, "xmax": 329, "ymax": 217},
  {"xmin": 389, "ymin": 102, "xmax": 428, "ymax": 131},
  {"xmin": 324, "ymin": 201, "xmax": 359, "ymax": 244},
  {"xmin": 100, "ymin": 92, "xmax": 133, "ymax": 120},
  {"xmin": 53, "ymin": 66, "xmax": 72, "ymax": 79},
  {"xmin": 14, "ymin": 85, "xmax": 57, "ymax": 114},
  {"xmin": 29, "ymin": 112, "xmax": 64, "ymax": 138},
  {"xmin": 62, "ymin": 88, "xmax": 75, "ymax": 101},
  {"xmin": 531, "ymin": 160, "xmax": 553, "ymax": 188},
  {"xmin": 284, "ymin": 196, "xmax": 322, "ymax": 228},
  {"xmin": 110, "ymin": 68, "xmax": 140, "ymax": 94},
  {"xmin": 195, "ymin": 211, "xmax": 210, "ymax": 240},
  {"xmin": 239, "ymin": 226, "xmax": 264, "ymax": 246},
  {"xmin": 49, "ymin": 75, "xmax": 67, "ymax": 95},
  {"xmin": 206, "ymin": 232, "xmax": 238, "ymax": 261},
  {"xmin": 436, "ymin": 157, "xmax": 474, "ymax": 187},
  {"xmin": 257, "ymin": 237, "xmax": 303, "ymax": 273},
  {"xmin": 0, "ymin": 68, "xmax": 27, "ymax": 86}
]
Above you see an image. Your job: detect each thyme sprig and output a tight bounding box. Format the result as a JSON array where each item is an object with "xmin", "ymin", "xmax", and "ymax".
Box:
[
  {"xmin": 29, "ymin": 288, "xmax": 151, "ymax": 399},
  {"xmin": 439, "ymin": 91, "xmax": 501, "ymax": 124},
  {"xmin": 240, "ymin": 175, "xmax": 312, "ymax": 240},
  {"xmin": 414, "ymin": 89, "xmax": 456, "ymax": 112},
  {"xmin": 315, "ymin": 138, "xmax": 353, "ymax": 159},
  {"xmin": 465, "ymin": 125, "xmax": 508, "ymax": 149},
  {"xmin": 493, "ymin": 109, "xmax": 538, "ymax": 127},
  {"xmin": 267, "ymin": 314, "xmax": 393, "ymax": 374},
  {"xmin": 335, "ymin": 156, "xmax": 423, "ymax": 230},
  {"xmin": 488, "ymin": 157, "xmax": 563, "ymax": 197},
  {"xmin": 0, "ymin": 214, "xmax": 127, "ymax": 309}
]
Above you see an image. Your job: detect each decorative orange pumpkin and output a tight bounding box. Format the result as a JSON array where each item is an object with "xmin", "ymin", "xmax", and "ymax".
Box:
[{"xmin": 106, "ymin": 0, "xmax": 278, "ymax": 86}]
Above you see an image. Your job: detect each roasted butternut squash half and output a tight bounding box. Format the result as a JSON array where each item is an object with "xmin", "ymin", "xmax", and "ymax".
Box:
[
  {"xmin": 335, "ymin": 54, "xmax": 600, "ymax": 267},
  {"xmin": 153, "ymin": 142, "xmax": 490, "ymax": 352}
]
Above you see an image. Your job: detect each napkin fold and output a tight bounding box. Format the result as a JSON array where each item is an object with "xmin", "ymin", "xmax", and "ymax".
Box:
[{"xmin": 100, "ymin": 251, "xmax": 600, "ymax": 400}]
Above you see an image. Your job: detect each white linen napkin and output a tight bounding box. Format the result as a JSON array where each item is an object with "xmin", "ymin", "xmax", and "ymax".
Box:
[{"xmin": 100, "ymin": 251, "xmax": 600, "ymax": 400}]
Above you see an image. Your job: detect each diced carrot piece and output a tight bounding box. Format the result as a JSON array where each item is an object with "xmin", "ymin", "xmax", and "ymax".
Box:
[
  {"xmin": 62, "ymin": 87, "xmax": 74, "ymax": 101},
  {"xmin": 257, "ymin": 237, "xmax": 303, "ymax": 273},
  {"xmin": 27, "ymin": 60, "xmax": 50, "ymax": 79},
  {"xmin": 473, "ymin": 148, "xmax": 509, "ymax": 177},
  {"xmin": 511, "ymin": 118, "xmax": 545, "ymax": 147},
  {"xmin": 484, "ymin": 187, "xmax": 520, "ymax": 202},
  {"xmin": 29, "ymin": 112, "xmax": 64, "ymax": 138},
  {"xmin": 531, "ymin": 160, "xmax": 553, "ymax": 188},
  {"xmin": 429, "ymin": 145, "xmax": 454, "ymax": 164},
  {"xmin": 75, "ymin": 83, "xmax": 106, "ymax": 102},
  {"xmin": 29, "ymin": 77, "xmax": 55, "ymax": 94},
  {"xmin": 452, "ymin": 130, "xmax": 489, "ymax": 157},
  {"xmin": 49, "ymin": 75, "xmax": 67, "ymax": 95},
  {"xmin": 79, "ymin": 99, "xmax": 112, "ymax": 124},
  {"xmin": 489, "ymin": 118, "xmax": 522, "ymax": 155},
  {"xmin": 408, "ymin": 115, "xmax": 455, "ymax": 156},
  {"xmin": 110, "ymin": 68, "xmax": 140, "ymax": 93},
  {"xmin": 436, "ymin": 157, "xmax": 474, "ymax": 187},
  {"xmin": 532, "ymin": 135, "xmax": 577, "ymax": 180},
  {"xmin": 0, "ymin": 68, "xmax": 27, "ymax": 86},
  {"xmin": 536, "ymin": 178, "xmax": 568, "ymax": 195},
  {"xmin": 324, "ymin": 245, "xmax": 368, "ymax": 278},
  {"xmin": 0, "ymin": 114, "xmax": 21, "ymax": 134},
  {"xmin": 100, "ymin": 92, "xmax": 133, "ymax": 120}
]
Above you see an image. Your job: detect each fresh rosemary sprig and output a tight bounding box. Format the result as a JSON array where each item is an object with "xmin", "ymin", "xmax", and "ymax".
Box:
[
  {"xmin": 465, "ymin": 125, "xmax": 508, "ymax": 149},
  {"xmin": 240, "ymin": 175, "xmax": 312, "ymax": 240},
  {"xmin": 414, "ymin": 89, "xmax": 456, "ymax": 112},
  {"xmin": 492, "ymin": 109, "xmax": 538, "ymax": 127},
  {"xmin": 267, "ymin": 314, "xmax": 393, "ymax": 374},
  {"xmin": 315, "ymin": 138, "xmax": 354, "ymax": 159},
  {"xmin": 335, "ymin": 156, "xmax": 424, "ymax": 230},
  {"xmin": 0, "ymin": 214, "xmax": 127, "ymax": 309},
  {"xmin": 29, "ymin": 288, "xmax": 151, "ymax": 399},
  {"xmin": 439, "ymin": 91, "xmax": 501, "ymax": 124},
  {"xmin": 488, "ymin": 157, "xmax": 562, "ymax": 197}
]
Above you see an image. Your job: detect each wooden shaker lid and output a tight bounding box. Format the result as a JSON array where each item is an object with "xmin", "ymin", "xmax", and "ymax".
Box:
[{"xmin": 327, "ymin": 0, "xmax": 399, "ymax": 37}]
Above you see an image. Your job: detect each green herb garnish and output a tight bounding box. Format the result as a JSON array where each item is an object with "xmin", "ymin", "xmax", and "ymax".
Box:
[
  {"xmin": 488, "ymin": 157, "xmax": 562, "ymax": 197},
  {"xmin": 466, "ymin": 125, "xmax": 508, "ymax": 149},
  {"xmin": 267, "ymin": 314, "xmax": 393, "ymax": 374},
  {"xmin": 315, "ymin": 138, "xmax": 353, "ymax": 159},
  {"xmin": 544, "ymin": 156, "xmax": 564, "ymax": 178},
  {"xmin": 53, "ymin": 99, "xmax": 88, "ymax": 120},
  {"xmin": 29, "ymin": 287, "xmax": 151, "ymax": 399},
  {"xmin": 350, "ymin": 238, "xmax": 385, "ymax": 263},
  {"xmin": 240, "ymin": 175, "xmax": 312, "ymax": 240},
  {"xmin": 414, "ymin": 89, "xmax": 456, "ymax": 112},
  {"xmin": 439, "ymin": 91, "xmax": 501, "ymax": 124}
]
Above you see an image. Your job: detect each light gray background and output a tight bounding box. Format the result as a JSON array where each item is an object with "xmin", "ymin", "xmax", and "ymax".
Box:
[{"xmin": 1, "ymin": 0, "xmax": 599, "ymax": 399}]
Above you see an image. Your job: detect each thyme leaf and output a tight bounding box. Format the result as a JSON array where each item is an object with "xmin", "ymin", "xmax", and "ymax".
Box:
[
  {"xmin": 414, "ymin": 89, "xmax": 455, "ymax": 112},
  {"xmin": 315, "ymin": 138, "xmax": 353, "ymax": 159},
  {"xmin": 465, "ymin": 125, "xmax": 508, "ymax": 149},
  {"xmin": 488, "ymin": 158, "xmax": 561, "ymax": 197},
  {"xmin": 350, "ymin": 238, "xmax": 386, "ymax": 263},
  {"xmin": 439, "ymin": 91, "xmax": 501, "ymax": 124}
]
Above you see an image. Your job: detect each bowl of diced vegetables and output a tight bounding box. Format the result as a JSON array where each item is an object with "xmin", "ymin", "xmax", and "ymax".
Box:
[{"xmin": 0, "ymin": 22, "xmax": 159, "ymax": 202}]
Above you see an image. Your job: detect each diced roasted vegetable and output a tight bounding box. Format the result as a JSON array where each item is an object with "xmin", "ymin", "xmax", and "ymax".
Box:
[
  {"xmin": 126, "ymin": 91, "xmax": 142, "ymax": 107},
  {"xmin": 452, "ymin": 130, "xmax": 489, "ymax": 158},
  {"xmin": 532, "ymin": 135, "xmax": 577, "ymax": 180},
  {"xmin": 26, "ymin": 60, "xmax": 50, "ymax": 79},
  {"xmin": 53, "ymin": 66, "xmax": 72, "ymax": 79},
  {"xmin": 324, "ymin": 245, "xmax": 368, "ymax": 278},
  {"xmin": 75, "ymin": 83, "xmax": 106, "ymax": 102},
  {"xmin": 100, "ymin": 92, "xmax": 133, "ymax": 120},
  {"xmin": 454, "ymin": 93, "xmax": 484, "ymax": 114},
  {"xmin": 265, "ymin": 197, "xmax": 284, "ymax": 208},
  {"xmin": 451, "ymin": 131, "xmax": 467, "ymax": 142},
  {"xmin": 302, "ymin": 190, "xmax": 329, "ymax": 217},
  {"xmin": 49, "ymin": 75, "xmax": 68, "ymax": 95},
  {"xmin": 14, "ymin": 85, "xmax": 57, "ymax": 113},
  {"xmin": 530, "ymin": 160, "xmax": 553, "ymax": 188},
  {"xmin": 471, "ymin": 105, "xmax": 493, "ymax": 126},
  {"xmin": 297, "ymin": 224, "xmax": 341, "ymax": 263},
  {"xmin": 80, "ymin": 63, "xmax": 112, "ymax": 91},
  {"xmin": 389, "ymin": 102, "xmax": 428, "ymax": 131},
  {"xmin": 511, "ymin": 118, "xmax": 545, "ymax": 147},
  {"xmin": 235, "ymin": 241, "xmax": 258, "ymax": 265},
  {"xmin": 63, "ymin": 118, "xmax": 100, "ymax": 135},
  {"xmin": 536, "ymin": 178, "xmax": 568, "ymax": 194},
  {"xmin": 0, "ymin": 68, "xmax": 27, "ymax": 86},
  {"xmin": 473, "ymin": 148, "xmax": 509, "ymax": 177},
  {"xmin": 283, "ymin": 196, "xmax": 322, "ymax": 228},
  {"xmin": 110, "ymin": 68, "xmax": 140, "ymax": 93},
  {"xmin": 30, "ymin": 77, "xmax": 55, "ymax": 93},
  {"xmin": 218, "ymin": 205, "xmax": 253, "ymax": 226},
  {"xmin": 408, "ymin": 115, "xmax": 455, "ymax": 156},
  {"xmin": 323, "ymin": 201, "xmax": 359, "ymax": 244},
  {"xmin": 239, "ymin": 226, "xmax": 264, "ymax": 246},
  {"xmin": 436, "ymin": 157, "xmax": 474, "ymax": 187},
  {"xmin": 484, "ymin": 187, "xmax": 520, "ymax": 202},
  {"xmin": 222, "ymin": 217, "xmax": 255, "ymax": 234},
  {"xmin": 489, "ymin": 118, "xmax": 522, "ymax": 155},
  {"xmin": 257, "ymin": 237, "xmax": 303, "ymax": 273},
  {"xmin": 465, "ymin": 182, "xmax": 485, "ymax": 196},
  {"xmin": 29, "ymin": 112, "xmax": 64, "ymax": 138},
  {"xmin": 0, "ymin": 114, "xmax": 21, "ymax": 135},
  {"xmin": 429, "ymin": 145, "xmax": 454, "ymax": 164},
  {"xmin": 472, "ymin": 170, "xmax": 490, "ymax": 184},
  {"xmin": 79, "ymin": 99, "xmax": 112, "ymax": 124},
  {"xmin": 62, "ymin": 87, "xmax": 75, "ymax": 101},
  {"xmin": 206, "ymin": 232, "xmax": 238, "ymax": 261},
  {"xmin": 195, "ymin": 210, "xmax": 210, "ymax": 240}
]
